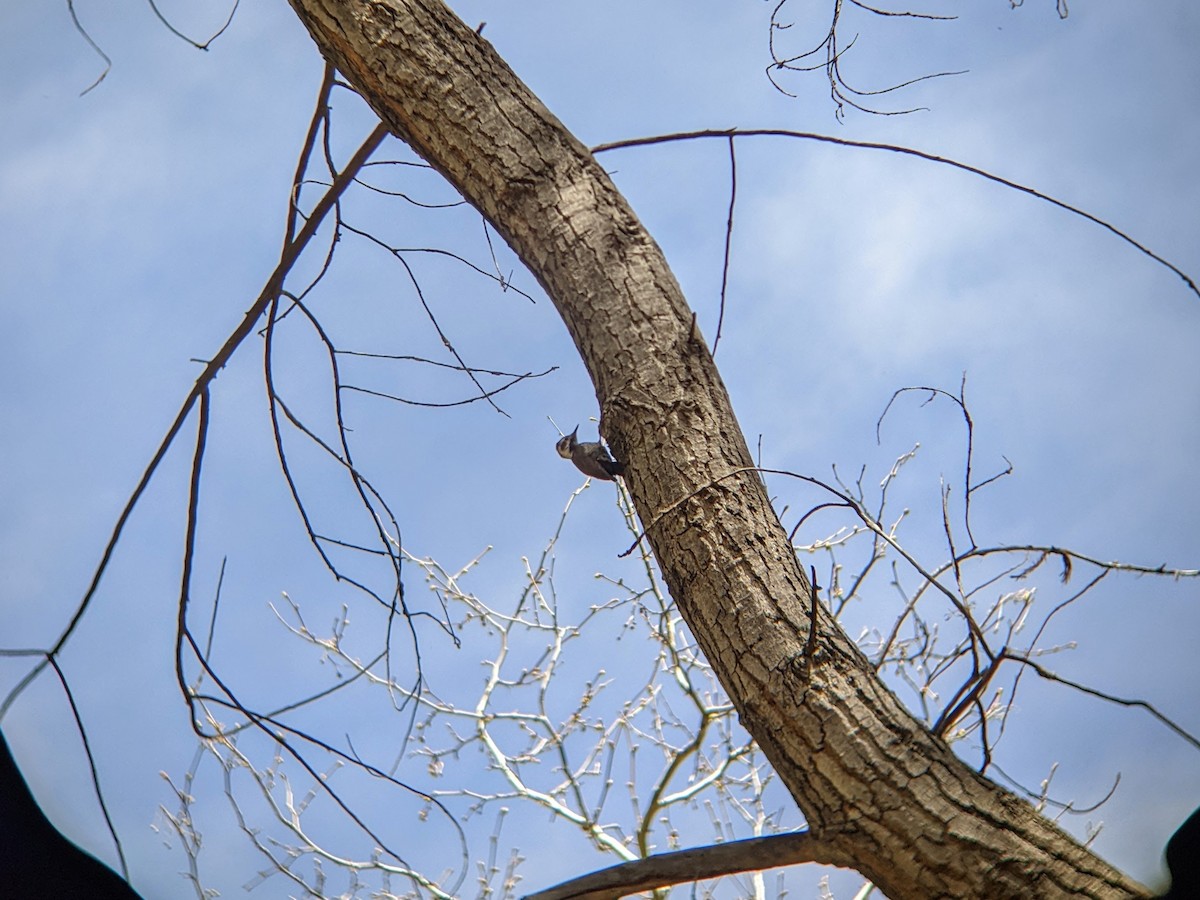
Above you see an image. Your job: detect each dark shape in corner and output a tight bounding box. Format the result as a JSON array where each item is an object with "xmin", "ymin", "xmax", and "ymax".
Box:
[
  {"xmin": 556, "ymin": 426, "xmax": 625, "ymax": 481},
  {"xmin": 1160, "ymin": 805, "xmax": 1200, "ymax": 899},
  {"xmin": 0, "ymin": 728, "xmax": 144, "ymax": 899}
]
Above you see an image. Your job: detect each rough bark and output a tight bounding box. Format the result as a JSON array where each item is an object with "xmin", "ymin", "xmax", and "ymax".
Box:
[{"xmin": 284, "ymin": 2, "xmax": 1151, "ymax": 897}]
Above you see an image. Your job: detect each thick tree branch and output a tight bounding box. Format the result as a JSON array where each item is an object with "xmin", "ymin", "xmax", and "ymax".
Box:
[
  {"xmin": 523, "ymin": 832, "xmax": 827, "ymax": 900},
  {"xmin": 284, "ymin": 1, "xmax": 1151, "ymax": 896}
]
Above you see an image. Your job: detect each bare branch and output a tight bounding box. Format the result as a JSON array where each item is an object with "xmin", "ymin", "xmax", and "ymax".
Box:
[
  {"xmin": 592, "ymin": 129, "xmax": 1199, "ymax": 301},
  {"xmin": 522, "ymin": 831, "xmax": 827, "ymax": 900}
]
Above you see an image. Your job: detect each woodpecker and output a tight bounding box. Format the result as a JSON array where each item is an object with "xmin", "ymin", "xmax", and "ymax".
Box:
[{"xmin": 556, "ymin": 426, "xmax": 625, "ymax": 481}]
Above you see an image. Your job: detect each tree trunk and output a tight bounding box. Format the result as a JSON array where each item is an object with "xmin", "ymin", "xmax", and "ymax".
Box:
[{"xmin": 284, "ymin": 2, "xmax": 1150, "ymax": 897}]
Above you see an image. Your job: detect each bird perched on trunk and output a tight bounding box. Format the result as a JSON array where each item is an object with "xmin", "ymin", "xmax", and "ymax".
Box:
[{"xmin": 556, "ymin": 426, "xmax": 625, "ymax": 481}]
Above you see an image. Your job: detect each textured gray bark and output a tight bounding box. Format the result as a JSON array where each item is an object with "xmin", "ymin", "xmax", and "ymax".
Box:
[{"xmin": 285, "ymin": 2, "xmax": 1151, "ymax": 897}]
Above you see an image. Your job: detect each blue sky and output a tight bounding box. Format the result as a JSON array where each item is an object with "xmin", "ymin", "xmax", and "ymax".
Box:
[{"xmin": 2, "ymin": 2, "xmax": 1198, "ymax": 897}]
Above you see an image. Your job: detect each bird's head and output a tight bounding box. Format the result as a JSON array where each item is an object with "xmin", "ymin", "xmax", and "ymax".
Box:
[{"xmin": 555, "ymin": 426, "xmax": 579, "ymax": 459}]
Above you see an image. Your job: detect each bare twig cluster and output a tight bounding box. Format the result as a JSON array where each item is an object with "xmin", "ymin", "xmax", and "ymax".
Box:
[
  {"xmin": 785, "ymin": 381, "xmax": 1200, "ymax": 786},
  {"xmin": 159, "ymin": 378, "xmax": 1199, "ymax": 899},
  {"xmin": 211, "ymin": 483, "xmax": 797, "ymax": 897},
  {"xmin": 765, "ymin": 0, "xmax": 963, "ymax": 118},
  {"xmin": 763, "ymin": 1, "xmax": 1074, "ymax": 119}
]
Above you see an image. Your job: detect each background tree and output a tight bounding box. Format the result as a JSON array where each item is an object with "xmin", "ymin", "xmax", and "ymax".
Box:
[{"xmin": 0, "ymin": 2, "xmax": 1197, "ymax": 898}]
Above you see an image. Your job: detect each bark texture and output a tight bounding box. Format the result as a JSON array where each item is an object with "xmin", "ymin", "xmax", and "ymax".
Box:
[{"xmin": 285, "ymin": 2, "xmax": 1150, "ymax": 897}]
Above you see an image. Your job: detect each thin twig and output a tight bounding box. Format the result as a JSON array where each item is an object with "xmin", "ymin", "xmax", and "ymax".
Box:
[{"xmin": 592, "ymin": 129, "xmax": 1199, "ymax": 300}]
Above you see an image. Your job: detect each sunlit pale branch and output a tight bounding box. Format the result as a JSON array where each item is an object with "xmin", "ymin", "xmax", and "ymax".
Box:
[
  {"xmin": 207, "ymin": 732, "xmax": 458, "ymax": 899},
  {"xmin": 155, "ymin": 757, "xmax": 209, "ymax": 900},
  {"xmin": 234, "ymin": 481, "xmax": 796, "ymax": 894}
]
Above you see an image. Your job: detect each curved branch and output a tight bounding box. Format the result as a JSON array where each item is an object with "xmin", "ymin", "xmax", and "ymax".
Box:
[
  {"xmin": 592, "ymin": 129, "xmax": 1199, "ymax": 301},
  {"xmin": 523, "ymin": 831, "xmax": 830, "ymax": 900}
]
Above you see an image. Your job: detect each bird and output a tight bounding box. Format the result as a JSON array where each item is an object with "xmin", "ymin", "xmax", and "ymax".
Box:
[
  {"xmin": 1, "ymin": 729, "xmax": 145, "ymax": 898},
  {"xmin": 556, "ymin": 426, "xmax": 625, "ymax": 481}
]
